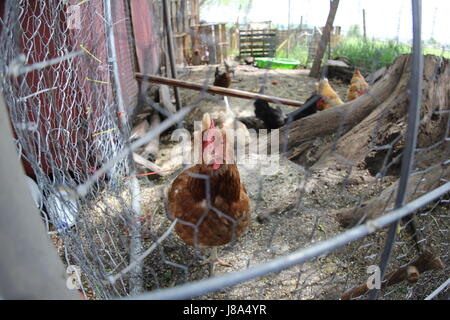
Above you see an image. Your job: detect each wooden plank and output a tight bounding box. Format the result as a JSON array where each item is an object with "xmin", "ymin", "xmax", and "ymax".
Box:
[
  {"xmin": 240, "ymin": 43, "xmax": 274, "ymax": 49},
  {"xmin": 239, "ymin": 33, "xmax": 277, "ymax": 38},
  {"xmin": 239, "ymin": 38, "xmax": 277, "ymax": 43},
  {"xmin": 239, "ymin": 30, "xmax": 277, "ymax": 34},
  {"xmin": 136, "ymin": 73, "xmax": 306, "ymax": 107},
  {"xmin": 190, "ymin": 0, "xmax": 199, "ymax": 26}
]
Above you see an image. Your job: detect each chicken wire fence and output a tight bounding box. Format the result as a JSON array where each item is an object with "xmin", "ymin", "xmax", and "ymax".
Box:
[{"xmin": 0, "ymin": 0, "xmax": 449, "ymax": 300}]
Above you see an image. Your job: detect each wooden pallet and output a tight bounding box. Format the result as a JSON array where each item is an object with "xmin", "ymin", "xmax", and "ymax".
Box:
[{"xmin": 239, "ymin": 29, "xmax": 276, "ymax": 58}]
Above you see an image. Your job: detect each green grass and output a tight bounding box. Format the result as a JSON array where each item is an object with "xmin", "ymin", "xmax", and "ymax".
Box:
[
  {"xmin": 332, "ymin": 38, "xmax": 450, "ymax": 71},
  {"xmin": 267, "ymin": 37, "xmax": 448, "ymax": 71},
  {"xmin": 423, "ymin": 46, "xmax": 450, "ymax": 59},
  {"xmin": 332, "ymin": 38, "xmax": 411, "ymax": 71}
]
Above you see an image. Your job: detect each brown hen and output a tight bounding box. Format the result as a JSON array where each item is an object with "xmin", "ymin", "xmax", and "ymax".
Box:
[
  {"xmin": 167, "ymin": 113, "xmax": 251, "ymax": 272},
  {"xmin": 346, "ymin": 69, "xmax": 369, "ymax": 102},
  {"xmin": 213, "ymin": 61, "xmax": 233, "ymax": 88},
  {"xmin": 214, "ymin": 61, "xmax": 235, "ymax": 115}
]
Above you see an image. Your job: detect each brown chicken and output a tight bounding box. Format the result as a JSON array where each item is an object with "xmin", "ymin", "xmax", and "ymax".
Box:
[
  {"xmin": 346, "ymin": 69, "xmax": 369, "ymax": 102},
  {"xmin": 214, "ymin": 61, "xmax": 235, "ymax": 115},
  {"xmin": 315, "ymin": 78, "xmax": 344, "ymax": 111},
  {"xmin": 167, "ymin": 113, "xmax": 251, "ymax": 272},
  {"xmin": 213, "ymin": 61, "xmax": 233, "ymax": 88}
]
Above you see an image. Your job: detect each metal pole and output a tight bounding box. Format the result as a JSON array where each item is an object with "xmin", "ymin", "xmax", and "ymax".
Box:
[
  {"xmin": 104, "ymin": 0, "xmax": 143, "ymax": 295},
  {"xmin": 0, "ymin": 93, "xmax": 80, "ymax": 300},
  {"xmin": 368, "ymin": 0, "xmax": 423, "ymax": 300},
  {"xmin": 362, "ymin": 9, "xmax": 367, "ymax": 41},
  {"xmin": 162, "ymin": 0, "xmax": 182, "ymax": 111}
]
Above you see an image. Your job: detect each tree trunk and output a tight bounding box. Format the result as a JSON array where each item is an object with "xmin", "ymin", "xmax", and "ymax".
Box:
[
  {"xmin": 309, "ymin": 0, "xmax": 340, "ymax": 78},
  {"xmin": 334, "ymin": 163, "xmax": 450, "ymax": 228}
]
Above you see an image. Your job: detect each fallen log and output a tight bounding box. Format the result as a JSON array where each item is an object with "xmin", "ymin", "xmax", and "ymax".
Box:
[
  {"xmin": 341, "ymin": 248, "xmax": 445, "ymax": 300},
  {"xmin": 311, "ymin": 54, "xmax": 449, "ymax": 172},
  {"xmin": 275, "ymin": 55, "xmax": 449, "ymax": 172},
  {"xmin": 334, "ymin": 163, "xmax": 450, "ymax": 228},
  {"xmin": 276, "ymin": 54, "xmax": 409, "ymax": 154}
]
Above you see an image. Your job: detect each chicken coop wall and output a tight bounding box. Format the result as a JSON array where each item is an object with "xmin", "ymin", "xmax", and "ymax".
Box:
[{"xmin": 0, "ymin": 0, "xmax": 160, "ymax": 298}]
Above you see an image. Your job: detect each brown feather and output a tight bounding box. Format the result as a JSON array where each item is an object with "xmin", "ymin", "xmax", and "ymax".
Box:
[{"xmin": 168, "ymin": 164, "xmax": 251, "ymax": 247}]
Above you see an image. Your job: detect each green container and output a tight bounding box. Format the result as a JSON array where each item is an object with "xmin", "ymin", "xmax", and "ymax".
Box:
[{"xmin": 254, "ymin": 57, "xmax": 300, "ymax": 69}]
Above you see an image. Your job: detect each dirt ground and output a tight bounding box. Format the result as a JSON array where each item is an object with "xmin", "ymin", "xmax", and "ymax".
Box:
[
  {"xmin": 48, "ymin": 64, "xmax": 447, "ymax": 300},
  {"xmin": 130, "ymin": 64, "xmax": 448, "ymax": 300}
]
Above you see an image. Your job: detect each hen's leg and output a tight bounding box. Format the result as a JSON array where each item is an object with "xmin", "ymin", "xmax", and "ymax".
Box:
[
  {"xmin": 200, "ymin": 247, "xmax": 232, "ymax": 276},
  {"xmin": 224, "ymin": 96, "xmax": 232, "ymax": 116},
  {"xmin": 209, "ymin": 247, "xmax": 233, "ymax": 267}
]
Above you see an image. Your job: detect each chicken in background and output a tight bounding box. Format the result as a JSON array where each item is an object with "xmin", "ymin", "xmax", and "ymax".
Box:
[
  {"xmin": 214, "ymin": 61, "xmax": 235, "ymax": 115},
  {"xmin": 167, "ymin": 113, "xmax": 251, "ymax": 275},
  {"xmin": 346, "ymin": 69, "xmax": 369, "ymax": 102},
  {"xmin": 216, "ymin": 110, "xmax": 251, "ymax": 146},
  {"xmin": 201, "ymin": 46, "xmax": 210, "ymax": 65},
  {"xmin": 252, "ymin": 94, "xmax": 321, "ymax": 130},
  {"xmin": 315, "ymin": 78, "xmax": 344, "ymax": 111},
  {"xmin": 254, "ymin": 99, "xmax": 286, "ymax": 129},
  {"xmin": 285, "ymin": 94, "xmax": 321, "ymax": 123}
]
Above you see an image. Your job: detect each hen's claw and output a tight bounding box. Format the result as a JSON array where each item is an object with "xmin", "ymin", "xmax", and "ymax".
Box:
[{"xmin": 200, "ymin": 247, "xmax": 233, "ymax": 276}]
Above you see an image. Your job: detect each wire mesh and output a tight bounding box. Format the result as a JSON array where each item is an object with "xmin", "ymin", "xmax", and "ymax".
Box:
[{"xmin": 0, "ymin": 0, "xmax": 448, "ymax": 300}]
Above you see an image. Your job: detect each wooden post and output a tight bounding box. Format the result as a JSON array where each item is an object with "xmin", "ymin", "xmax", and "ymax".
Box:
[
  {"xmin": 363, "ymin": 9, "xmax": 367, "ymax": 41},
  {"xmin": 309, "ymin": 0, "xmax": 340, "ymax": 78},
  {"xmin": 220, "ymin": 23, "xmax": 228, "ymax": 60},
  {"xmin": 181, "ymin": 0, "xmax": 188, "ymax": 31},
  {"xmin": 299, "ymin": 15, "xmax": 303, "ymax": 35},
  {"xmin": 214, "ymin": 24, "xmax": 222, "ymax": 64},
  {"xmin": 162, "ymin": 0, "xmax": 182, "ymax": 110},
  {"xmin": 287, "ymin": 0, "xmax": 291, "ymax": 58},
  {"xmin": 190, "ymin": 0, "xmax": 199, "ymax": 26},
  {"xmin": 205, "ymin": 25, "xmax": 215, "ymax": 64}
]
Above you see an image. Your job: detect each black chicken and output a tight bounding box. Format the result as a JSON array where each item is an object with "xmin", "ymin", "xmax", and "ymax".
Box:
[
  {"xmin": 284, "ymin": 94, "xmax": 320, "ymax": 124},
  {"xmin": 254, "ymin": 94, "xmax": 320, "ymax": 130},
  {"xmin": 254, "ymin": 99, "xmax": 286, "ymax": 129}
]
